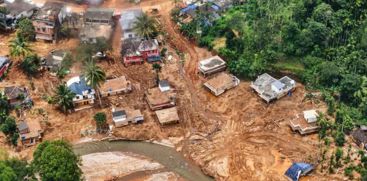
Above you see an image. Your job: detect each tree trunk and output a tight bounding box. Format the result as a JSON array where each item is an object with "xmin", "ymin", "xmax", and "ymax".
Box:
[{"xmin": 96, "ymin": 88, "xmax": 103, "ymax": 107}]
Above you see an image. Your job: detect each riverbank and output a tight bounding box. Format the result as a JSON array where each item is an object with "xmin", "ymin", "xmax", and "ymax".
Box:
[{"xmin": 73, "ymin": 140, "xmax": 213, "ymax": 181}]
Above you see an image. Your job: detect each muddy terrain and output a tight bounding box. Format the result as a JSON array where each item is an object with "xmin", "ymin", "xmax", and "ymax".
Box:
[{"xmin": 0, "ymin": 0, "xmax": 342, "ymax": 180}]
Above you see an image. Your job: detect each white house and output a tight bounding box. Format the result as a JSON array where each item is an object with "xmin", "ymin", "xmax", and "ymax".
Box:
[
  {"xmin": 303, "ymin": 110, "xmax": 319, "ymax": 123},
  {"xmin": 112, "ymin": 109, "xmax": 128, "ymax": 127},
  {"xmin": 66, "ymin": 76, "xmax": 95, "ymax": 111}
]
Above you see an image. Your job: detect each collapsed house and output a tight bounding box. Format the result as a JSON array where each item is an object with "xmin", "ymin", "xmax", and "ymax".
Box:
[
  {"xmin": 351, "ymin": 127, "xmax": 367, "ymax": 150},
  {"xmin": 251, "ymin": 73, "xmax": 296, "ymax": 103},
  {"xmin": 41, "ymin": 49, "xmax": 68, "ymax": 72},
  {"xmin": 0, "ymin": 0, "xmax": 36, "ymax": 31},
  {"xmin": 289, "ymin": 110, "xmax": 320, "ymax": 135},
  {"xmin": 67, "ymin": 76, "xmax": 95, "ymax": 111},
  {"xmin": 204, "ymin": 72, "xmax": 239, "ymax": 96},
  {"xmin": 138, "ymin": 39, "xmax": 161, "ymax": 63},
  {"xmin": 100, "ymin": 76, "xmax": 132, "ymax": 97},
  {"xmin": 198, "ymin": 55, "xmax": 226, "ymax": 76},
  {"xmin": 84, "ymin": 8, "xmax": 114, "ymax": 26},
  {"xmin": 120, "ymin": 8, "xmax": 143, "ymax": 40},
  {"xmin": 0, "ymin": 56, "xmax": 11, "ymax": 78},
  {"xmin": 17, "ymin": 119, "xmax": 43, "ymax": 146},
  {"xmin": 3, "ymin": 86, "xmax": 32, "ymax": 108},
  {"xmin": 121, "ymin": 38, "xmax": 143, "ymax": 65},
  {"xmin": 145, "ymin": 87, "xmax": 176, "ymax": 111},
  {"xmin": 155, "ymin": 107, "xmax": 179, "ymax": 125},
  {"xmin": 112, "ymin": 108, "xmax": 144, "ymax": 127},
  {"xmin": 80, "ymin": 8, "xmax": 114, "ymax": 43},
  {"xmin": 32, "ymin": 2, "xmax": 67, "ymax": 42},
  {"xmin": 121, "ymin": 39, "xmax": 160, "ymax": 65}
]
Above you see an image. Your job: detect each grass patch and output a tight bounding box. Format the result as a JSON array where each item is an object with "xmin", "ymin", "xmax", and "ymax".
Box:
[
  {"xmin": 273, "ymin": 58, "xmax": 304, "ymax": 73},
  {"xmin": 212, "ymin": 37, "xmax": 226, "ymax": 51}
]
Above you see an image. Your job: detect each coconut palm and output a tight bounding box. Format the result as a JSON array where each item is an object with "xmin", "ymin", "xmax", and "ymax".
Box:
[
  {"xmin": 53, "ymin": 84, "xmax": 75, "ymax": 113},
  {"xmin": 20, "ymin": 54, "xmax": 41, "ymax": 77},
  {"xmin": 9, "ymin": 35, "xmax": 32, "ymax": 59},
  {"xmin": 83, "ymin": 59, "xmax": 106, "ymax": 107},
  {"xmin": 133, "ymin": 13, "xmax": 158, "ymax": 39},
  {"xmin": 152, "ymin": 63, "xmax": 162, "ymax": 84}
]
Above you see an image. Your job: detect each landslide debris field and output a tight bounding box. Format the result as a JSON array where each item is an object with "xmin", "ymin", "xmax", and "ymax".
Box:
[{"xmin": 0, "ymin": 0, "xmax": 335, "ymax": 180}]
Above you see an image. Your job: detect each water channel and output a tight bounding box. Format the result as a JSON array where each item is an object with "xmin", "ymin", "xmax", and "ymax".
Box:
[{"xmin": 73, "ymin": 140, "xmax": 213, "ymax": 181}]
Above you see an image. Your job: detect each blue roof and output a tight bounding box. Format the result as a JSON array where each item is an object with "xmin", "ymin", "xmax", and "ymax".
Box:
[
  {"xmin": 180, "ymin": 4, "xmax": 198, "ymax": 15},
  {"xmin": 68, "ymin": 77, "xmax": 92, "ymax": 95},
  {"xmin": 285, "ymin": 163, "xmax": 313, "ymax": 181}
]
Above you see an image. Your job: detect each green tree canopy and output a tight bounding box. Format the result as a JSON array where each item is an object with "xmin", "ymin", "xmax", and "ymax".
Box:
[
  {"xmin": 32, "ymin": 140, "xmax": 81, "ymax": 181},
  {"xmin": 0, "ymin": 162, "xmax": 17, "ymax": 181},
  {"xmin": 20, "ymin": 54, "xmax": 41, "ymax": 77},
  {"xmin": 17, "ymin": 18, "xmax": 35, "ymax": 41},
  {"xmin": 9, "ymin": 35, "xmax": 32, "ymax": 59},
  {"xmin": 133, "ymin": 13, "xmax": 158, "ymax": 39}
]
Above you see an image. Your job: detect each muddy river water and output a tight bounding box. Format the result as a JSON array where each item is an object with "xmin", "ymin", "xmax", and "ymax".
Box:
[{"xmin": 73, "ymin": 140, "xmax": 213, "ymax": 181}]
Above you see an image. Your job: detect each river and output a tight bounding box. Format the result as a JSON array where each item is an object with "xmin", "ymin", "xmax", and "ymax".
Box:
[{"xmin": 73, "ymin": 140, "xmax": 213, "ymax": 181}]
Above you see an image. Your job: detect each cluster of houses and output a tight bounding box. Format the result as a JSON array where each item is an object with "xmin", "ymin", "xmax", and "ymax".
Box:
[
  {"xmin": 120, "ymin": 8, "xmax": 161, "ymax": 66},
  {"xmin": 178, "ymin": 0, "xmax": 244, "ymax": 25},
  {"xmin": 0, "ymin": 85, "xmax": 43, "ymax": 147}
]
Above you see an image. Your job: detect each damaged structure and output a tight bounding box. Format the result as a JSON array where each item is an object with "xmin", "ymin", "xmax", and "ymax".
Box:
[
  {"xmin": 251, "ymin": 73, "xmax": 296, "ymax": 103},
  {"xmin": 198, "ymin": 55, "xmax": 226, "ymax": 76},
  {"xmin": 121, "ymin": 39, "xmax": 143, "ymax": 65},
  {"xmin": 3, "ymin": 86, "xmax": 32, "ymax": 108},
  {"xmin": 80, "ymin": 8, "xmax": 114, "ymax": 43},
  {"xmin": 112, "ymin": 108, "xmax": 144, "ymax": 127},
  {"xmin": 100, "ymin": 76, "xmax": 132, "ymax": 97},
  {"xmin": 32, "ymin": 2, "xmax": 66, "ymax": 42},
  {"xmin": 289, "ymin": 110, "xmax": 320, "ymax": 135},
  {"xmin": 155, "ymin": 107, "xmax": 179, "ymax": 125},
  {"xmin": 41, "ymin": 49, "xmax": 68, "ymax": 72},
  {"xmin": 0, "ymin": 56, "xmax": 11, "ymax": 78},
  {"xmin": 120, "ymin": 8, "xmax": 143, "ymax": 40},
  {"xmin": 204, "ymin": 73, "xmax": 239, "ymax": 96},
  {"xmin": 17, "ymin": 119, "xmax": 44, "ymax": 146},
  {"xmin": 351, "ymin": 127, "xmax": 367, "ymax": 150},
  {"xmin": 145, "ymin": 87, "xmax": 176, "ymax": 111}
]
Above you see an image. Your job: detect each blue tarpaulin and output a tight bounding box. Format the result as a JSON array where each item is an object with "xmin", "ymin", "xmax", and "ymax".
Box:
[
  {"xmin": 284, "ymin": 163, "xmax": 313, "ymax": 181},
  {"xmin": 147, "ymin": 56, "xmax": 161, "ymax": 62}
]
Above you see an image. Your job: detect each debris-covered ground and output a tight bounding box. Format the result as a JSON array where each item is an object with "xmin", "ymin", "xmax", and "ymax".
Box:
[{"xmin": 0, "ymin": 0, "xmax": 347, "ymax": 180}]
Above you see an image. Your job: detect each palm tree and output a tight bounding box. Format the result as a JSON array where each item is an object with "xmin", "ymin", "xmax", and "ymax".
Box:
[
  {"xmin": 20, "ymin": 54, "xmax": 41, "ymax": 77},
  {"xmin": 152, "ymin": 63, "xmax": 162, "ymax": 84},
  {"xmin": 53, "ymin": 84, "xmax": 75, "ymax": 113},
  {"xmin": 83, "ymin": 59, "xmax": 106, "ymax": 107},
  {"xmin": 133, "ymin": 13, "xmax": 158, "ymax": 39},
  {"xmin": 9, "ymin": 35, "xmax": 32, "ymax": 59}
]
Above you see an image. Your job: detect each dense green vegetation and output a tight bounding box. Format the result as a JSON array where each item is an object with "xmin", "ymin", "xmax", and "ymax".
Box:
[
  {"xmin": 177, "ymin": 0, "xmax": 367, "ymax": 178},
  {"xmin": 33, "ymin": 140, "xmax": 81, "ymax": 181}
]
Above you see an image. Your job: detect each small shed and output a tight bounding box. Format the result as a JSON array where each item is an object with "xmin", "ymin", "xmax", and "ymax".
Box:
[
  {"xmin": 112, "ymin": 109, "xmax": 127, "ymax": 127},
  {"xmin": 155, "ymin": 107, "xmax": 179, "ymax": 125},
  {"xmin": 158, "ymin": 80, "xmax": 170, "ymax": 92},
  {"xmin": 303, "ymin": 110, "xmax": 318, "ymax": 123}
]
